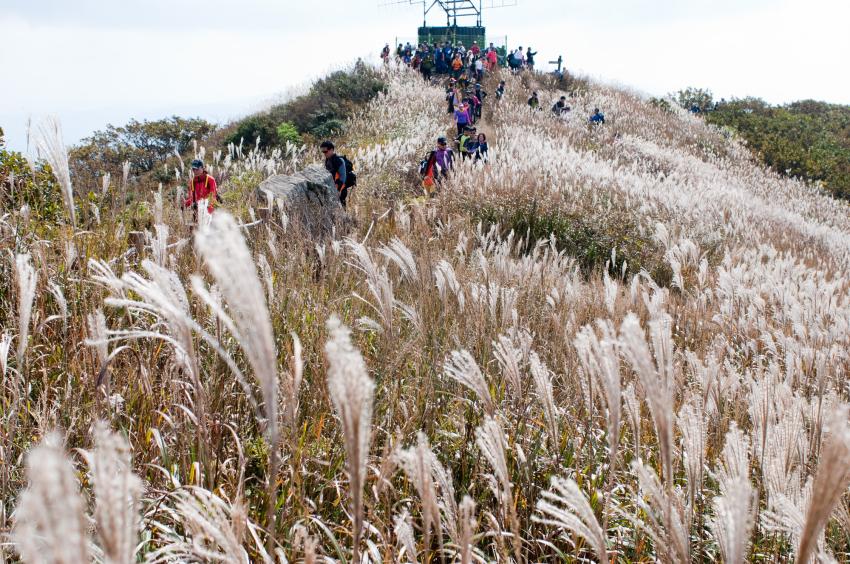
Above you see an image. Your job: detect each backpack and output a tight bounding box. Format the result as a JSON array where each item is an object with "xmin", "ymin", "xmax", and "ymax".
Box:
[
  {"xmin": 419, "ymin": 151, "xmax": 435, "ymax": 176},
  {"xmin": 340, "ymin": 155, "xmax": 357, "ymax": 187}
]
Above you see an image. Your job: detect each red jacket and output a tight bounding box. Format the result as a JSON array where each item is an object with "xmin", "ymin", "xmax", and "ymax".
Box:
[{"xmin": 185, "ymin": 173, "xmax": 217, "ymax": 213}]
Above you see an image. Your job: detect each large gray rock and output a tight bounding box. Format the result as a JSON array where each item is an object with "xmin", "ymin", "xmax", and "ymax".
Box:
[{"xmin": 258, "ymin": 165, "xmax": 344, "ymax": 238}]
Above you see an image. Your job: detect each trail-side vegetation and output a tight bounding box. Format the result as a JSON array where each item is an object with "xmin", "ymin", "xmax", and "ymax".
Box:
[
  {"xmin": 673, "ymin": 87, "xmax": 850, "ymax": 201},
  {"xmin": 1, "ymin": 64, "xmax": 850, "ymax": 563}
]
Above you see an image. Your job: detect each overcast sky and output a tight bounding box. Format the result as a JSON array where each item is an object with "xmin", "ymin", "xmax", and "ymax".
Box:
[{"xmin": 2, "ymin": 0, "xmax": 848, "ymax": 151}]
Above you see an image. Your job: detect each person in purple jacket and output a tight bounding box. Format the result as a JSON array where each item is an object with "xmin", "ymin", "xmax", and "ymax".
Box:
[{"xmin": 454, "ymin": 102, "xmax": 471, "ymax": 136}]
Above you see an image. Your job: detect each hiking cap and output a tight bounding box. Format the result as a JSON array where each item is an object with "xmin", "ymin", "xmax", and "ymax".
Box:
[
  {"xmin": 191, "ymin": 159, "xmax": 203, "ymax": 169},
  {"xmin": 437, "ymin": 137, "xmax": 447, "ymax": 145}
]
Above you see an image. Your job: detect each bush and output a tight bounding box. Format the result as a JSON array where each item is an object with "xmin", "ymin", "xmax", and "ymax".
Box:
[
  {"xmin": 706, "ymin": 98, "xmax": 850, "ymax": 200},
  {"xmin": 0, "ymin": 141, "xmax": 64, "ymax": 223},
  {"xmin": 226, "ymin": 62, "xmax": 386, "ymax": 149},
  {"xmin": 275, "ymin": 122, "xmax": 302, "ymax": 146}
]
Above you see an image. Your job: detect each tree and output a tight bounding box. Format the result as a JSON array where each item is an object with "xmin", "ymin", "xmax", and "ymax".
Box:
[
  {"xmin": 674, "ymin": 87, "xmax": 714, "ymax": 113},
  {"xmin": 70, "ymin": 116, "xmax": 216, "ymax": 186}
]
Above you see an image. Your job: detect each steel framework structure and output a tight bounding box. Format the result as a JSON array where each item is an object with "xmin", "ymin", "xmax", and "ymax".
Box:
[{"xmin": 380, "ymin": 0, "xmax": 517, "ymax": 27}]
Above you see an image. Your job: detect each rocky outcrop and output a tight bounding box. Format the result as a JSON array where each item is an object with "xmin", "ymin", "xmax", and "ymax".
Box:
[{"xmin": 257, "ymin": 165, "xmax": 345, "ymax": 238}]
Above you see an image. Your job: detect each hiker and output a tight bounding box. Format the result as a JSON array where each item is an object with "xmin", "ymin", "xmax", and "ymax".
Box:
[
  {"xmin": 446, "ymin": 84, "xmax": 459, "ymax": 114},
  {"xmin": 381, "ymin": 44, "xmax": 390, "ymax": 64},
  {"xmin": 486, "ymin": 47, "xmax": 498, "ymax": 70},
  {"xmin": 552, "ymin": 96, "xmax": 571, "ymax": 116},
  {"xmin": 454, "ymin": 101, "xmax": 472, "ymax": 136},
  {"xmin": 589, "ymin": 108, "xmax": 606, "ymax": 124},
  {"xmin": 458, "ymin": 126, "xmax": 476, "ymax": 160},
  {"xmin": 451, "ymin": 53, "xmax": 464, "ymax": 78},
  {"xmin": 474, "ymin": 57, "xmax": 485, "ymax": 81},
  {"xmin": 466, "ymin": 92, "xmax": 481, "ymax": 124},
  {"xmin": 474, "ymin": 132, "xmax": 489, "ymax": 162},
  {"xmin": 528, "ymin": 91, "xmax": 540, "ymax": 110},
  {"xmin": 470, "ymin": 41, "xmax": 481, "ymax": 57},
  {"xmin": 420, "ymin": 136, "xmax": 454, "ymax": 194},
  {"xmin": 320, "ymin": 141, "xmax": 353, "ymax": 208},
  {"xmin": 526, "ymin": 47, "xmax": 538, "ymax": 70},
  {"xmin": 495, "ymin": 80, "xmax": 506, "ymax": 100},
  {"xmin": 183, "ymin": 159, "xmax": 219, "ymax": 216},
  {"xmin": 473, "ymin": 84, "xmax": 487, "ymax": 119}
]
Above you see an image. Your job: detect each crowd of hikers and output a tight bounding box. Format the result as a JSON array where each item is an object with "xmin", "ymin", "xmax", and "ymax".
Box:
[{"xmin": 184, "ymin": 41, "xmax": 608, "ymax": 219}]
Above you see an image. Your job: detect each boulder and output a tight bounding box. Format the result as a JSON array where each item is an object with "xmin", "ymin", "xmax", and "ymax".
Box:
[{"xmin": 257, "ymin": 165, "xmax": 345, "ymax": 238}]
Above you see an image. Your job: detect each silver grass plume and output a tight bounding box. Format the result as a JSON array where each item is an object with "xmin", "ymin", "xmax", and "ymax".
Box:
[
  {"xmin": 194, "ymin": 211, "xmax": 280, "ymax": 547},
  {"xmin": 394, "ymin": 432, "xmax": 442, "ymax": 552},
  {"xmin": 325, "ymin": 315, "xmax": 375, "ymax": 561},
  {"xmin": 151, "ymin": 487, "xmax": 259, "ymax": 563},
  {"xmin": 12, "ymin": 434, "xmax": 90, "ymax": 564},
  {"xmin": 628, "ymin": 461, "xmax": 690, "ymax": 563},
  {"xmin": 534, "ymin": 476, "xmax": 609, "ymax": 564},
  {"xmin": 574, "ymin": 320, "xmax": 621, "ymax": 468},
  {"xmin": 194, "ymin": 212, "xmax": 277, "ymax": 433},
  {"xmin": 622, "ymin": 383, "xmax": 641, "ymax": 457},
  {"xmin": 459, "ymin": 496, "xmax": 477, "ymax": 564},
  {"xmin": 475, "ymin": 416, "xmax": 519, "ymax": 558},
  {"xmin": 620, "ymin": 313, "xmax": 675, "ymax": 486},
  {"xmin": 47, "ymin": 281, "xmax": 68, "ymax": 332},
  {"xmin": 796, "ymin": 406, "xmax": 850, "ymax": 564},
  {"xmin": 492, "ymin": 333, "xmax": 523, "ymax": 402},
  {"xmin": 85, "ymin": 423, "xmax": 142, "ymax": 564},
  {"xmin": 677, "ymin": 398, "xmax": 707, "ymax": 517},
  {"xmin": 377, "ymin": 236, "xmax": 419, "ymax": 284},
  {"xmin": 708, "ymin": 422, "xmax": 755, "ymax": 564},
  {"xmin": 15, "ymin": 254, "xmax": 37, "ymax": 371},
  {"xmin": 0, "ymin": 332, "xmax": 11, "ymax": 379},
  {"xmin": 393, "ymin": 509, "xmax": 417, "ymax": 563},
  {"xmin": 86, "ymin": 309, "xmax": 110, "ymax": 369},
  {"xmin": 529, "ymin": 351, "xmax": 559, "ymax": 448},
  {"xmin": 443, "ymin": 349, "xmax": 495, "ymax": 416},
  {"xmin": 36, "ymin": 117, "xmax": 75, "ymax": 227}
]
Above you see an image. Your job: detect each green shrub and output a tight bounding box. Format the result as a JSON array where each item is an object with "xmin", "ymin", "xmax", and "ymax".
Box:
[
  {"xmin": 226, "ymin": 62, "xmax": 386, "ymax": 149},
  {"xmin": 706, "ymin": 98, "xmax": 850, "ymax": 200},
  {"xmin": 0, "ymin": 140, "xmax": 64, "ymax": 223},
  {"xmin": 275, "ymin": 122, "xmax": 302, "ymax": 146},
  {"xmin": 227, "ymin": 115, "xmax": 279, "ymax": 150}
]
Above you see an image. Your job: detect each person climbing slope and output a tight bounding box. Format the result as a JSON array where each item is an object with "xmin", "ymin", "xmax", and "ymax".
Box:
[{"xmin": 320, "ymin": 141, "xmax": 354, "ymax": 208}]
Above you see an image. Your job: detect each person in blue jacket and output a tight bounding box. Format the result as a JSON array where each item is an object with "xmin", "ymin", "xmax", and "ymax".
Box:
[{"xmin": 589, "ymin": 108, "xmax": 606, "ymax": 124}]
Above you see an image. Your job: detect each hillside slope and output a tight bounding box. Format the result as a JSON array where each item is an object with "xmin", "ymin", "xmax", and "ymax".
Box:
[{"xmin": 2, "ymin": 65, "xmax": 850, "ymax": 562}]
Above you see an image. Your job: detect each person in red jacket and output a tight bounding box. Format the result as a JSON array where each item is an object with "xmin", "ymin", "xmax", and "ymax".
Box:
[{"xmin": 184, "ymin": 159, "xmax": 219, "ymax": 216}]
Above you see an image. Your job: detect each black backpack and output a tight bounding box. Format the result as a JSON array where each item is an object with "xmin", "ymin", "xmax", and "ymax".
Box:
[{"xmin": 340, "ymin": 155, "xmax": 357, "ymax": 187}]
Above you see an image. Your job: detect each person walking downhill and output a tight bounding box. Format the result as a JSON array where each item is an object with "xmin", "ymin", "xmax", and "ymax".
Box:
[
  {"xmin": 454, "ymin": 101, "xmax": 472, "ymax": 136},
  {"xmin": 528, "ymin": 91, "xmax": 540, "ymax": 110},
  {"xmin": 320, "ymin": 141, "xmax": 352, "ymax": 208},
  {"xmin": 474, "ymin": 132, "xmax": 489, "ymax": 163},
  {"xmin": 496, "ymin": 79, "xmax": 506, "ymax": 100},
  {"xmin": 420, "ymin": 136, "xmax": 454, "ymax": 195},
  {"xmin": 552, "ymin": 96, "xmax": 571, "ymax": 116},
  {"xmin": 183, "ymin": 159, "xmax": 220, "ymax": 222}
]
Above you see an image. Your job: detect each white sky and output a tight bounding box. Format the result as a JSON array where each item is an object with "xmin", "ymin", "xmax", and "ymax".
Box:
[{"xmin": 2, "ymin": 0, "xmax": 849, "ymax": 151}]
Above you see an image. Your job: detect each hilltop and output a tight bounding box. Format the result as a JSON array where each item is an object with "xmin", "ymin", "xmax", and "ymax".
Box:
[{"xmin": 1, "ymin": 63, "xmax": 850, "ymax": 562}]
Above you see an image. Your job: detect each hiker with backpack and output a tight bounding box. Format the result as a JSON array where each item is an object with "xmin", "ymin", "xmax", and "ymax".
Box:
[
  {"xmin": 495, "ymin": 80, "xmax": 506, "ymax": 100},
  {"xmin": 320, "ymin": 141, "xmax": 356, "ymax": 208},
  {"xmin": 420, "ymin": 136, "xmax": 454, "ymax": 195},
  {"xmin": 552, "ymin": 96, "xmax": 571, "ymax": 116},
  {"xmin": 183, "ymin": 159, "xmax": 221, "ymax": 218},
  {"xmin": 528, "ymin": 92, "xmax": 540, "ymax": 110}
]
